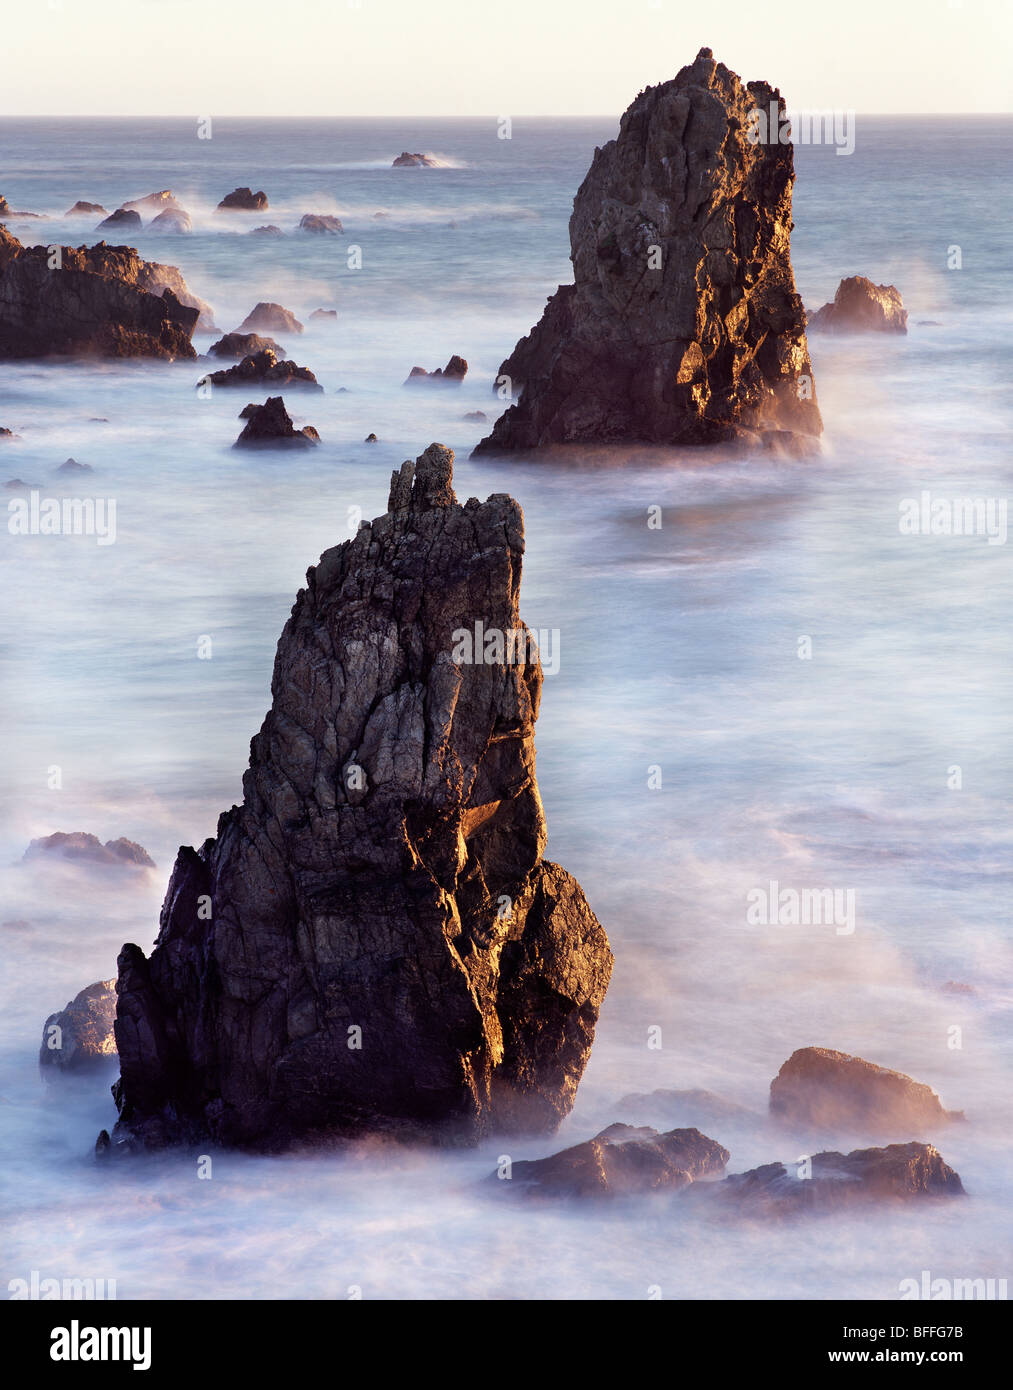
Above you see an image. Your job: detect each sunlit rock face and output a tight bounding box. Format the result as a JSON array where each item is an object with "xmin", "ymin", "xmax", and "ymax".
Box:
[
  {"xmin": 113, "ymin": 444, "xmax": 612, "ymax": 1150},
  {"xmin": 475, "ymin": 48, "xmax": 822, "ymax": 455}
]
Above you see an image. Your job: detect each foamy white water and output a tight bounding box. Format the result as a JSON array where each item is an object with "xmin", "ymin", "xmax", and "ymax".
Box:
[{"xmin": 1, "ymin": 116, "xmax": 1011, "ymax": 1299}]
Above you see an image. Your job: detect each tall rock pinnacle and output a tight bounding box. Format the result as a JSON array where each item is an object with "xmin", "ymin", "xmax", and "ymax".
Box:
[
  {"xmin": 113, "ymin": 444, "xmax": 613, "ymax": 1150},
  {"xmin": 475, "ymin": 48, "xmax": 822, "ymax": 453}
]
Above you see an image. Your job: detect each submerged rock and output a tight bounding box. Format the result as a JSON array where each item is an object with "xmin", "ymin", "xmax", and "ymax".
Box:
[
  {"xmin": 250, "ymin": 225, "xmax": 284, "ymax": 238},
  {"xmin": 0, "ymin": 228, "xmax": 203, "ymax": 358},
  {"xmin": 217, "ymin": 187, "xmax": 269, "ymax": 212},
  {"xmin": 40, "ymin": 980, "xmax": 117, "ymax": 1076},
  {"xmin": 233, "ymin": 395, "xmax": 320, "ymax": 448},
  {"xmin": 57, "ymin": 457, "xmax": 93, "ymax": 473},
  {"xmin": 494, "ymin": 1124, "xmax": 728, "ymax": 1199},
  {"xmin": 808, "ymin": 276, "xmax": 907, "ymax": 333},
  {"xmin": 66, "ymin": 201, "xmax": 107, "ymax": 216},
  {"xmin": 615, "ymin": 1087, "xmax": 758, "ymax": 1129},
  {"xmin": 769, "ymin": 1047, "xmax": 963, "ymax": 1136},
  {"xmin": 237, "ymin": 302, "xmax": 304, "ymax": 335},
  {"xmin": 392, "ymin": 152, "xmax": 438, "ymax": 168},
  {"xmin": 1, "ymin": 427, "xmax": 20, "ymax": 440},
  {"xmin": 207, "ymin": 331, "xmax": 285, "ymax": 360},
  {"xmin": 112, "ymin": 443, "xmax": 612, "ymax": 1149},
  {"xmin": 149, "ymin": 208, "xmax": 192, "ymax": 234},
  {"xmin": 310, "ymin": 308, "xmax": 338, "ymax": 321},
  {"xmin": 201, "ymin": 348, "xmax": 322, "ymax": 391},
  {"xmin": 25, "ymin": 831, "xmax": 155, "ymax": 868},
  {"xmin": 475, "ymin": 48, "xmax": 821, "ymax": 454},
  {"xmin": 404, "ymin": 355, "xmax": 468, "ymax": 386},
  {"xmin": 298, "ymin": 214, "xmax": 343, "ymax": 234},
  {"xmin": 702, "ymin": 1143, "xmax": 964, "ymax": 1217}
]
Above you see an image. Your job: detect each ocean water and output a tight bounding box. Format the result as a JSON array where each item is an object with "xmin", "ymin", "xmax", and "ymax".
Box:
[{"xmin": 1, "ymin": 116, "xmax": 1011, "ymax": 1300}]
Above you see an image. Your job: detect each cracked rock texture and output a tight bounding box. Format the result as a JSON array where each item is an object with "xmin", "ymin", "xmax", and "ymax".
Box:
[
  {"xmin": 475, "ymin": 48, "xmax": 821, "ymax": 453},
  {"xmin": 0, "ymin": 228, "xmax": 208, "ymax": 357},
  {"xmin": 113, "ymin": 443, "xmax": 612, "ymax": 1149}
]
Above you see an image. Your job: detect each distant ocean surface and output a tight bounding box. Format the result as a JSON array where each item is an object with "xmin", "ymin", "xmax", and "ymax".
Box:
[{"xmin": 1, "ymin": 116, "xmax": 1011, "ymax": 1299}]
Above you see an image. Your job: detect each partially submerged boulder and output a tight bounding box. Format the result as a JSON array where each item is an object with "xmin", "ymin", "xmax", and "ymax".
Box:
[
  {"xmin": 96, "ymin": 209, "xmax": 142, "ymax": 232},
  {"xmin": 201, "ymin": 348, "xmax": 322, "ymax": 391},
  {"xmin": 393, "ymin": 152, "xmax": 438, "ymax": 167},
  {"xmin": 298, "ymin": 214, "xmax": 343, "ymax": 234},
  {"xmin": 769, "ymin": 1047, "xmax": 962, "ymax": 1136},
  {"xmin": 149, "ymin": 208, "xmax": 192, "ymax": 234},
  {"xmin": 122, "ymin": 191, "xmax": 181, "ymax": 216},
  {"xmin": 615, "ymin": 1087, "xmax": 758, "ymax": 1129},
  {"xmin": 703, "ymin": 1143, "xmax": 964, "ymax": 1217},
  {"xmin": 475, "ymin": 48, "xmax": 821, "ymax": 454},
  {"xmin": 310, "ymin": 308, "xmax": 337, "ymax": 321},
  {"xmin": 217, "ymin": 187, "xmax": 269, "ymax": 212},
  {"xmin": 237, "ymin": 302, "xmax": 304, "ymax": 335},
  {"xmin": 40, "ymin": 980, "xmax": 117, "ymax": 1076},
  {"xmin": 494, "ymin": 1124, "xmax": 728, "ymax": 1199},
  {"xmin": 0, "ymin": 229, "xmax": 204, "ymax": 358},
  {"xmin": 207, "ymin": 331, "xmax": 285, "ymax": 360},
  {"xmin": 112, "ymin": 443, "xmax": 612, "ymax": 1149},
  {"xmin": 66, "ymin": 201, "xmax": 107, "ymax": 216},
  {"xmin": 404, "ymin": 355, "xmax": 468, "ymax": 386},
  {"xmin": 808, "ymin": 276, "xmax": 908, "ymax": 334},
  {"xmin": 233, "ymin": 395, "xmax": 320, "ymax": 448},
  {"xmin": 25, "ymin": 831, "xmax": 155, "ymax": 868}
]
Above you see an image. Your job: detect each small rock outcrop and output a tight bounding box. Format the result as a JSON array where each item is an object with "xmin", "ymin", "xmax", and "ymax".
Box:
[
  {"xmin": 40, "ymin": 980, "xmax": 117, "ymax": 1076},
  {"xmin": 769, "ymin": 1047, "xmax": 962, "ymax": 1136},
  {"xmin": 703, "ymin": 1144, "xmax": 964, "ymax": 1217},
  {"xmin": 615, "ymin": 1087, "xmax": 757, "ymax": 1129},
  {"xmin": 0, "ymin": 230, "xmax": 204, "ymax": 358},
  {"xmin": 25, "ymin": 831, "xmax": 155, "ymax": 868},
  {"xmin": 298, "ymin": 214, "xmax": 343, "ymax": 234},
  {"xmin": 404, "ymin": 355, "xmax": 468, "ymax": 386},
  {"xmin": 250, "ymin": 225, "xmax": 284, "ymax": 237},
  {"xmin": 57, "ymin": 458, "xmax": 93, "ymax": 473},
  {"xmin": 233, "ymin": 395, "xmax": 320, "ymax": 448},
  {"xmin": 66, "ymin": 201, "xmax": 107, "ymax": 216},
  {"xmin": 392, "ymin": 152, "xmax": 438, "ymax": 167},
  {"xmin": 237, "ymin": 302, "xmax": 304, "ymax": 335},
  {"xmin": 217, "ymin": 187, "xmax": 269, "ymax": 212},
  {"xmin": 0, "ymin": 427, "xmax": 19, "ymax": 440},
  {"xmin": 207, "ymin": 332, "xmax": 284, "ymax": 360},
  {"xmin": 310, "ymin": 308, "xmax": 337, "ymax": 321},
  {"xmin": 494, "ymin": 1124, "xmax": 728, "ymax": 1199},
  {"xmin": 201, "ymin": 348, "xmax": 322, "ymax": 391},
  {"xmin": 96, "ymin": 209, "xmax": 142, "ymax": 232},
  {"xmin": 122, "ymin": 191, "xmax": 181, "ymax": 216},
  {"xmin": 808, "ymin": 276, "xmax": 908, "ymax": 334},
  {"xmin": 112, "ymin": 443, "xmax": 612, "ymax": 1149},
  {"xmin": 475, "ymin": 49, "xmax": 821, "ymax": 454}
]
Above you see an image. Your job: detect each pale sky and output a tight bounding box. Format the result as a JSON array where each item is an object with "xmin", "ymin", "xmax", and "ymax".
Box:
[{"xmin": 2, "ymin": 0, "xmax": 1011, "ymax": 116}]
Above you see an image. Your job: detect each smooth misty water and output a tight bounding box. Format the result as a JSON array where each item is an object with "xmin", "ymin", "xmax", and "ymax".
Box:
[{"xmin": 1, "ymin": 117, "xmax": 1011, "ymax": 1300}]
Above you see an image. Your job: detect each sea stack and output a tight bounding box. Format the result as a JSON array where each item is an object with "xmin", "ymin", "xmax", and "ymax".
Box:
[
  {"xmin": 112, "ymin": 444, "xmax": 613, "ymax": 1150},
  {"xmin": 475, "ymin": 49, "xmax": 822, "ymax": 454}
]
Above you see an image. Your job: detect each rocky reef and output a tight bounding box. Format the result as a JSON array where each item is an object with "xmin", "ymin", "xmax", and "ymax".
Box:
[
  {"xmin": 112, "ymin": 444, "xmax": 612, "ymax": 1150},
  {"xmin": 475, "ymin": 48, "xmax": 821, "ymax": 454},
  {"xmin": 0, "ymin": 228, "xmax": 209, "ymax": 358},
  {"xmin": 202, "ymin": 348, "xmax": 322, "ymax": 391},
  {"xmin": 808, "ymin": 275, "xmax": 908, "ymax": 333}
]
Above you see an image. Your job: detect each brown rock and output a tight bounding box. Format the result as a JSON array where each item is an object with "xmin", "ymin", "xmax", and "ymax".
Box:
[
  {"xmin": 475, "ymin": 49, "xmax": 821, "ymax": 454},
  {"xmin": 237, "ymin": 302, "xmax": 304, "ymax": 335},
  {"xmin": 298, "ymin": 215, "xmax": 343, "ymax": 234},
  {"xmin": 66, "ymin": 201, "xmax": 107, "ymax": 216},
  {"xmin": 404, "ymin": 355, "xmax": 468, "ymax": 386},
  {"xmin": 250, "ymin": 225, "xmax": 284, "ymax": 238},
  {"xmin": 122, "ymin": 191, "xmax": 181, "ymax": 216},
  {"xmin": 207, "ymin": 332, "xmax": 285, "ymax": 360},
  {"xmin": 111, "ymin": 443, "xmax": 612, "ymax": 1149},
  {"xmin": 216, "ymin": 187, "xmax": 269, "ymax": 212},
  {"xmin": 233, "ymin": 395, "xmax": 320, "ymax": 448},
  {"xmin": 495, "ymin": 1124, "xmax": 729, "ymax": 1199},
  {"xmin": 704, "ymin": 1143, "xmax": 964, "ymax": 1217},
  {"xmin": 149, "ymin": 208, "xmax": 192, "ymax": 234},
  {"xmin": 0, "ymin": 230, "xmax": 210, "ymax": 357},
  {"xmin": 40, "ymin": 980, "xmax": 118, "ymax": 1076},
  {"xmin": 201, "ymin": 348, "xmax": 322, "ymax": 391},
  {"xmin": 310, "ymin": 309, "xmax": 338, "ymax": 321},
  {"xmin": 25, "ymin": 831, "xmax": 155, "ymax": 868},
  {"xmin": 96, "ymin": 209, "xmax": 142, "ymax": 232},
  {"xmin": 769, "ymin": 1047, "xmax": 962, "ymax": 1136},
  {"xmin": 808, "ymin": 276, "xmax": 908, "ymax": 334},
  {"xmin": 392, "ymin": 152, "xmax": 439, "ymax": 168}
]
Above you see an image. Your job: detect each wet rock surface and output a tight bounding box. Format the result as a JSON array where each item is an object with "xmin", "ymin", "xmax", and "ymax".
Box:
[
  {"xmin": 495, "ymin": 1123, "xmax": 729, "ymax": 1198},
  {"xmin": 769, "ymin": 1047, "xmax": 963, "ymax": 1136}
]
